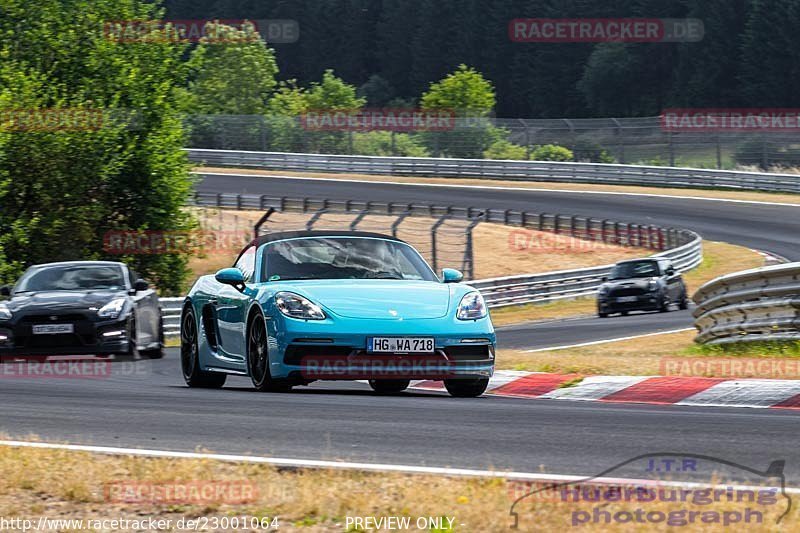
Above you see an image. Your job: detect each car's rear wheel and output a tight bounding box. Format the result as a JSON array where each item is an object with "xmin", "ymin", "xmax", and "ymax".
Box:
[
  {"xmin": 369, "ymin": 379, "xmax": 410, "ymax": 394},
  {"xmin": 678, "ymin": 290, "xmax": 690, "ymax": 310},
  {"xmin": 659, "ymin": 296, "xmax": 670, "ymax": 313},
  {"xmin": 444, "ymin": 377, "xmax": 489, "ymax": 398},
  {"xmin": 181, "ymin": 308, "xmax": 226, "ymax": 389},
  {"xmin": 247, "ymin": 311, "xmax": 292, "ymax": 393}
]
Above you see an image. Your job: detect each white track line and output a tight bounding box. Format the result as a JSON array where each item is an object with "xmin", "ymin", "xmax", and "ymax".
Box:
[
  {"xmin": 2, "ymin": 440, "xmax": 797, "ymax": 493},
  {"xmin": 522, "ymin": 328, "xmax": 694, "ymax": 353},
  {"xmin": 194, "ymin": 172, "xmax": 800, "ymax": 208}
]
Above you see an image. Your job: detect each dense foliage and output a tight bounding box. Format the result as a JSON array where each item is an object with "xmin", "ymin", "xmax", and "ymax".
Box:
[
  {"xmin": 165, "ymin": 0, "xmax": 800, "ymax": 117},
  {"xmin": 0, "ymin": 0, "xmax": 193, "ymax": 290}
]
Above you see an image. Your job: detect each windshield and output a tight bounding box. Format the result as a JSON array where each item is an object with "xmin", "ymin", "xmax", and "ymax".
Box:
[
  {"xmin": 609, "ymin": 261, "xmax": 660, "ymax": 280},
  {"xmin": 263, "ymin": 237, "xmax": 437, "ymax": 282},
  {"xmin": 15, "ymin": 265, "xmax": 127, "ymax": 292}
]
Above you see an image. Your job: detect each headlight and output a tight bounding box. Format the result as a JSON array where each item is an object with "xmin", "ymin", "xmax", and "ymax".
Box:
[
  {"xmin": 0, "ymin": 303, "xmax": 11, "ymax": 321},
  {"xmin": 97, "ymin": 298, "xmax": 126, "ymax": 319},
  {"xmin": 648, "ymin": 280, "xmax": 658, "ymax": 292},
  {"xmin": 275, "ymin": 292, "xmax": 326, "ymax": 320},
  {"xmin": 598, "ymin": 285, "xmax": 610, "ymax": 295},
  {"xmin": 457, "ymin": 292, "xmax": 487, "ymax": 320}
]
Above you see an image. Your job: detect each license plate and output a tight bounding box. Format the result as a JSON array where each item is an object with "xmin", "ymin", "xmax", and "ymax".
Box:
[
  {"xmin": 368, "ymin": 337, "xmax": 435, "ymax": 353},
  {"xmin": 32, "ymin": 324, "xmax": 74, "ymax": 335},
  {"xmin": 617, "ymin": 296, "xmax": 638, "ymax": 303}
]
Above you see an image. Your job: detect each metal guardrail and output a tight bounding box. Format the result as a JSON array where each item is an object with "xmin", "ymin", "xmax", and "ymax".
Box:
[
  {"xmin": 474, "ymin": 231, "xmax": 702, "ymax": 308},
  {"xmin": 158, "ymin": 193, "xmax": 703, "ymax": 334},
  {"xmin": 187, "ymin": 149, "xmax": 800, "ymax": 194},
  {"xmin": 693, "ymin": 263, "xmax": 800, "ymax": 345}
]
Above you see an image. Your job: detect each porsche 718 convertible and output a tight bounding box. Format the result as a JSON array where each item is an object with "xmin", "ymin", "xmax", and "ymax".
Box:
[{"xmin": 180, "ymin": 231, "xmax": 496, "ymax": 397}]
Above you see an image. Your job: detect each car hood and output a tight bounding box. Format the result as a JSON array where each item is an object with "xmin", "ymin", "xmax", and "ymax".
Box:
[
  {"xmin": 4, "ymin": 290, "xmax": 127, "ymax": 313},
  {"xmin": 603, "ymin": 277, "xmax": 657, "ymax": 291},
  {"xmin": 275, "ymin": 280, "xmax": 452, "ymax": 319}
]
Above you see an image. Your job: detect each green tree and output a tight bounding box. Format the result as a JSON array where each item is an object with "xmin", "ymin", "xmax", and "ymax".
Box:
[
  {"xmin": 420, "ymin": 65, "xmax": 498, "ymax": 158},
  {"xmin": 181, "ymin": 21, "xmax": 279, "ymax": 114},
  {"xmin": 0, "ymin": 0, "xmax": 193, "ymax": 292}
]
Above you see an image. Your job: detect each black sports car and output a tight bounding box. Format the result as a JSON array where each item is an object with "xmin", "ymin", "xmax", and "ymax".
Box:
[
  {"xmin": 596, "ymin": 258, "xmax": 689, "ymax": 317},
  {"xmin": 0, "ymin": 261, "xmax": 163, "ymax": 359}
]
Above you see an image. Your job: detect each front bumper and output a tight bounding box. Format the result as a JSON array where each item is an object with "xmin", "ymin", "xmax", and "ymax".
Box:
[
  {"xmin": 267, "ymin": 315, "xmax": 496, "ymax": 381},
  {"xmin": 598, "ymin": 293, "xmax": 661, "ymax": 313},
  {"xmin": 0, "ymin": 316, "xmax": 131, "ymax": 358}
]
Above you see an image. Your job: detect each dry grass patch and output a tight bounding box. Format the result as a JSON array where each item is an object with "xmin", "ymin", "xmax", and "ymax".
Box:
[
  {"xmin": 184, "ymin": 207, "xmax": 646, "ymax": 285},
  {"xmin": 0, "ymin": 444, "xmax": 794, "ymax": 531},
  {"xmin": 197, "ymin": 166, "xmax": 800, "ymax": 206}
]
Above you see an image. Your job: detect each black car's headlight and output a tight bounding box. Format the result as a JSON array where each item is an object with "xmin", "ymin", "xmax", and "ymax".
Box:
[
  {"xmin": 97, "ymin": 298, "xmax": 126, "ymax": 319},
  {"xmin": 457, "ymin": 292, "xmax": 487, "ymax": 320},
  {"xmin": 598, "ymin": 285, "xmax": 610, "ymax": 296},
  {"xmin": 0, "ymin": 303, "xmax": 12, "ymax": 321},
  {"xmin": 648, "ymin": 280, "xmax": 659, "ymax": 292},
  {"xmin": 275, "ymin": 292, "xmax": 326, "ymax": 320}
]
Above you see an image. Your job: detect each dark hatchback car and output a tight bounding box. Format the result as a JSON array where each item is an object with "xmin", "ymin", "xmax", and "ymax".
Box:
[
  {"xmin": 0, "ymin": 261, "xmax": 163, "ymax": 359},
  {"xmin": 597, "ymin": 258, "xmax": 689, "ymax": 317}
]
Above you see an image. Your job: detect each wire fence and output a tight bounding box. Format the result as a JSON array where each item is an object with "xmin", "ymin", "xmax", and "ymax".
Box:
[{"xmin": 184, "ymin": 115, "xmax": 800, "ymax": 171}]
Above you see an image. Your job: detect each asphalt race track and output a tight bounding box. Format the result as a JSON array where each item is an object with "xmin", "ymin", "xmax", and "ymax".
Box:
[
  {"xmin": 2, "ymin": 174, "xmax": 799, "ymax": 483},
  {"xmin": 197, "ymin": 173, "xmax": 800, "ymax": 261},
  {"xmin": 1, "ymin": 352, "xmax": 799, "ymax": 484}
]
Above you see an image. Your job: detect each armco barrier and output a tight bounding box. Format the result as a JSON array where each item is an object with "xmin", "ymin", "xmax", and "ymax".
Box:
[
  {"xmin": 693, "ymin": 263, "xmax": 800, "ymax": 345},
  {"xmin": 187, "ymin": 148, "xmax": 800, "ymax": 193},
  {"xmin": 159, "ymin": 194, "xmax": 703, "ymax": 335}
]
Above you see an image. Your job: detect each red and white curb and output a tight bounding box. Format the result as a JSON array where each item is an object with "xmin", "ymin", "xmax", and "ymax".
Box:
[{"xmin": 411, "ymin": 371, "xmax": 800, "ymax": 409}]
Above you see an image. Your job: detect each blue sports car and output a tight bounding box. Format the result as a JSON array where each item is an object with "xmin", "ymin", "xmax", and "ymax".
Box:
[{"xmin": 180, "ymin": 231, "xmax": 496, "ymax": 397}]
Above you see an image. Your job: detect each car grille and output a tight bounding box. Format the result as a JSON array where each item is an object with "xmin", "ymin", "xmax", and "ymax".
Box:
[
  {"xmin": 20, "ymin": 313, "xmax": 88, "ymax": 323},
  {"xmin": 24, "ymin": 333, "xmax": 95, "ymax": 349},
  {"xmin": 609, "ymin": 287, "xmax": 646, "ymax": 297},
  {"xmin": 444, "ymin": 345, "xmax": 492, "ymax": 361},
  {"xmin": 283, "ymin": 345, "xmax": 355, "ymax": 365}
]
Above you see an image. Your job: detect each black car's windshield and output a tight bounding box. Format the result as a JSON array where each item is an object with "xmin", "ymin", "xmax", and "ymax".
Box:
[
  {"xmin": 609, "ymin": 261, "xmax": 660, "ymax": 280},
  {"xmin": 263, "ymin": 237, "xmax": 437, "ymax": 282},
  {"xmin": 15, "ymin": 265, "xmax": 126, "ymax": 292}
]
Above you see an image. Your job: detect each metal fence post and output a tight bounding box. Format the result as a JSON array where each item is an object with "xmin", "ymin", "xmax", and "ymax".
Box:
[{"xmin": 431, "ymin": 214, "xmax": 450, "ymax": 274}]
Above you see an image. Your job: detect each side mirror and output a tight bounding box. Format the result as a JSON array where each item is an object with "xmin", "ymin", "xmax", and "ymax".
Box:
[
  {"xmin": 134, "ymin": 279, "xmax": 149, "ymax": 292},
  {"xmin": 0, "ymin": 285, "xmax": 10, "ymax": 297},
  {"xmin": 442, "ymin": 268, "xmax": 464, "ymax": 283},
  {"xmin": 215, "ymin": 268, "xmax": 245, "ymax": 289},
  {"xmin": 666, "ymin": 268, "xmax": 676, "ymax": 276},
  {"xmin": 601, "ymin": 276, "xmax": 608, "ymax": 282}
]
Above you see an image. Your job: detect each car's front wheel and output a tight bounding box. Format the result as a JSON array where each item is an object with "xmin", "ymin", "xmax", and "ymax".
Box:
[
  {"xmin": 444, "ymin": 377, "xmax": 489, "ymax": 398},
  {"xmin": 369, "ymin": 379, "xmax": 410, "ymax": 394},
  {"xmin": 247, "ymin": 311, "xmax": 292, "ymax": 393},
  {"xmin": 181, "ymin": 307, "xmax": 226, "ymax": 389}
]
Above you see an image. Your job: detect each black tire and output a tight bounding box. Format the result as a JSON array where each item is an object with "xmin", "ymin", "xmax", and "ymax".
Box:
[
  {"xmin": 117, "ymin": 317, "xmax": 138, "ymax": 361},
  {"xmin": 598, "ymin": 311, "xmax": 609, "ymax": 318},
  {"xmin": 369, "ymin": 379, "xmax": 410, "ymax": 394},
  {"xmin": 678, "ymin": 291, "xmax": 690, "ymax": 310},
  {"xmin": 247, "ymin": 311, "xmax": 292, "ymax": 393},
  {"xmin": 444, "ymin": 377, "xmax": 489, "ymax": 398},
  {"xmin": 141, "ymin": 317, "xmax": 165, "ymax": 359},
  {"xmin": 659, "ymin": 296, "xmax": 670, "ymax": 313},
  {"xmin": 181, "ymin": 307, "xmax": 226, "ymax": 389},
  {"xmin": 621, "ymin": 311, "xmax": 629, "ymax": 316}
]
